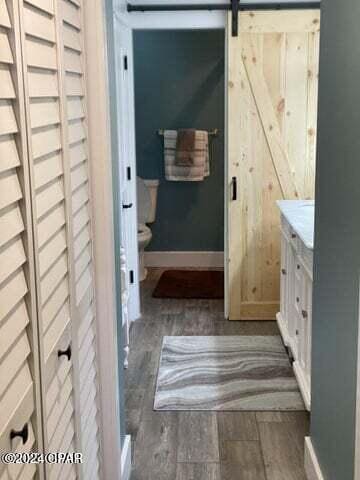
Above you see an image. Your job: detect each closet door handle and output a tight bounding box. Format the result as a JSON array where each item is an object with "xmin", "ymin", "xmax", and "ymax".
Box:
[
  {"xmin": 10, "ymin": 423, "xmax": 28, "ymax": 445},
  {"xmin": 58, "ymin": 344, "xmax": 72, "ymax": 361},
  {"xmin": 231, "ymin": 177, "xmax": 237, "ymax": 201},
  {"xmin": 122, "ymin": 203, "xmax": 133, "ymax": 209}
]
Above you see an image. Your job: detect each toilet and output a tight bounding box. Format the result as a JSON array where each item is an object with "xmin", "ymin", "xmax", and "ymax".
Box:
[{"xmin": 137, "ymin": 177, "xmax": 159, "ymax": 281}]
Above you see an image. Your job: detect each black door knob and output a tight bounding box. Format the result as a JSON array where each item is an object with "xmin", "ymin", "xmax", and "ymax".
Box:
[
  {"xmin": 58, "ymin": 344, "xmax": 72, "ymax": 361},
  {"xmin": 10, "ymin": 423, "xmax": 28, "ymax": 445},
  {"xmin": 122, "ymin": 203, "xmax": 133, "ymax": 209}
]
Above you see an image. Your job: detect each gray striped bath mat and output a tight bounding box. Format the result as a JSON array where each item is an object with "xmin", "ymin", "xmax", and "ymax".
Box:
[{"xmin": 154, "ymin": 336, "xmax": 304, "ymax": 411}]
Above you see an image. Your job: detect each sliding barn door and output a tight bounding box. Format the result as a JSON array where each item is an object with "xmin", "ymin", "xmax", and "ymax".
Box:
[{"xmin": 227, "ymin": 10, "xmax": 320, "ymax": 320}]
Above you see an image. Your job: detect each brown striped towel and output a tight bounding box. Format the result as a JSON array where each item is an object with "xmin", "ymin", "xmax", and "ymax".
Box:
[{"xmin": 164, "ymin": 130, "xmax": 209, "ymax": 181}]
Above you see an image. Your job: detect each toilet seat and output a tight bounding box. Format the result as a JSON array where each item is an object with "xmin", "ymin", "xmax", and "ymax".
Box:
[{"xmin": 138, "ymin": 223, "xmax": 152, "ymax": 242}]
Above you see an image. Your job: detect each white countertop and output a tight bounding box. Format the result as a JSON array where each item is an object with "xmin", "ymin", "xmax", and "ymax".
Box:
[{"xmin": 277, "ymin": 200, "xmax": 315, "ymax": 250}]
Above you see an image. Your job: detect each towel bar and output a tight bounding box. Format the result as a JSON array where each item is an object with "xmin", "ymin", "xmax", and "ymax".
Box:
[{"xmin": 157, "ymin": 129, "xmax": 219, "ymax": 137}]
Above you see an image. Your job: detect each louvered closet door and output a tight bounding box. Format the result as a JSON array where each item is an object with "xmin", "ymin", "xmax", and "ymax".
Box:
[
  {"xmin": 58, "ymin": 2, "xmax": 102, "ymax": 478},
  {"xmin": 0, "ymin": 1, "xmax": 43, "ymax": 479},
  {"xmin": 17, "ymin": 1, "xmax": 77, "ymax": 479}
]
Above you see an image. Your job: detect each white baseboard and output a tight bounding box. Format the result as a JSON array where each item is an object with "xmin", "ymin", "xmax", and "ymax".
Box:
[
  {"xmin": 144, "ymin": 251, "xmax": 224, "ymax": 268},
  {"xmin": 121, "ymin": 435, "xmax": 132, "ymax": 480},
  {"xmin": 305, "ymin": 437, "xmax": 325, "ymax": 480}
]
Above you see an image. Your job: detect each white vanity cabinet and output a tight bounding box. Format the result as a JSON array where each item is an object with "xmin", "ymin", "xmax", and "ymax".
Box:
[{"xmin": 277, "ymin": 209, "xmax": 314, "ymax": 411}]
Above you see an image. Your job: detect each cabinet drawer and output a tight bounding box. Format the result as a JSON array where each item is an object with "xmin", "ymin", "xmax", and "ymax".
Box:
[
  {"xmin": 300, "ymin": 243, "xmax": 313, "ymax": 278},
  {"xmin": 289, "ymin": 228, "xmax": 300, "ymax": 251},
  {"xmin": 281, "ymin": 215, "xmax": 291, "ymax": 240}
]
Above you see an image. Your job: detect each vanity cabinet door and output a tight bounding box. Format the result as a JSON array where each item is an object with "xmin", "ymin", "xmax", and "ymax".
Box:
[
  {"xmin": 278, "ymin": 231, "xmax": 290, "ymax": 343},
  {"xmin": 286, "ymin": 245, "xmax": 298, "ymax": 357},
  {"xmin": 293, "ymin": 263, "xmax": 312, "ymax": 410},
  {"xmin": 303, "ymin": 272, "xmax": 312, "ymax": 391}
]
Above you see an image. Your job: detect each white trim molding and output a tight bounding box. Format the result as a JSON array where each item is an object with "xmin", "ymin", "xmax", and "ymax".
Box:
[
  {"xmin": 144, "ymin": 251, "xmax": 224, "ymax": 268},
  {"xmin": 355, "ymin": 278, "xmax": 360, "ymax": 480},
  {"xmin": 305, "ymin": 437, "xmax": 325, "ymax": 480},
  {"xmin": 121, "ymin": 435, "xmax": 132, "ymax": 480},
  {"xmin": 84, "ymin": 1, "xmax": 122, "ymax": 478}
]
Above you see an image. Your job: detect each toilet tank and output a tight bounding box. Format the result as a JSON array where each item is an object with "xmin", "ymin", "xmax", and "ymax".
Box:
[{"xmin": 143, "ymin": 179, "xmax": 159, "ymax": 223}]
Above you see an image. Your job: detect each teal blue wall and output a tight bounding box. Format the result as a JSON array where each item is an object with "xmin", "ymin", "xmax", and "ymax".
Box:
[
  {"xmin": 311, "ymin": 0, "xmax": 360, "ymax": 478},
  {"xmin": 134, "ymin": 30, "xmax": 225, "ymax": 252}
]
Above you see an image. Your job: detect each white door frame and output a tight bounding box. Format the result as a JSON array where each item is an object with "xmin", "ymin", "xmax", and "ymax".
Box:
[
  {"xmin": 114, "ymin": 14, "xmax": 141, "ymax": 324},
  {"xmin": 84, "ymin": 1, "xmax": 126, "ymax": 478}
]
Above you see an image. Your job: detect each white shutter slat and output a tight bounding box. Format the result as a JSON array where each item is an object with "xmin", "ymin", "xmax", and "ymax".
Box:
[
  {"xmin": 30, "ymin": 98, "xmax": 60, "ymax": 129},
  {"xmin": 69, "ymin": 139, "xmax": 86, "ymax": 168},
  {"xmin": 0, "ymin": 204, "xmax": 24, "ymax": 248},
  {"xmin": 67, "ymin": 96, "xmax": 84, "ymax": 121},
  {"xmin": 0, "ymin": 269, "xmax": 28, "ymax": 323},
  {"xmin": 0, "ymin": 135, "xmax": 20, "ymax": 173},
  {"xmin": 46, "ymin": 357, "xmax": 71, "ymax": 413},
  {"xmin": 28, "ymin": 68, "xmax": 59, "ymax": 98},
  {"xmin": 38, "ymin": 227, "xmax": 67, "ymax": 277},
  {"xmin": 0, "ymin": 169, "xmax": 22, "ymax": 210},
  {"xmin": 48, "ymin": 399, "xmax": 74, "ymax": 452},
  {"xmin": 73, "ymin": 203, "xmax": 89, "ymax": 237},
  {"xmin": 63, "ymin": 23, "xmax": 81, "ymax": 52},
  {"xmin": 75, "ymin": 265, "xmax": 91, "ymax": 304},
  {"xmin": 40, "ymin": 252, "xmax": 68, "ymax": 303},
  {"xmin": 0, "ymin": 29, "xmax": 13, "ymax": 63},
  {"xmin": 0, "ymin": 236, "xmax": 26, "ymax": 284},
  {"xmin": 26, "ymin": 0, "xmax": 54, "ymax": 15},
  {"xmin": 36, "ymin": 178, "xmax": 64, "ymax": 219},
  {"xmin": 24, "ymin": 3, "xmax": 56, "ymax": 43},
  {"xmin": 0, "ymin": 66, "xmax": 15, "ymax": 99},
  {"xmin": 66, "ymin": 73, "xmax": 83, "ymax": 97},
  {"xmin": 34, "ymin": 151, "xmax": 63, "ymax": 189},
  {"xmin": 43, "ymin": 302, "xmax": 70, "ymax": 362},
  {"xmin": 0, "ymin": 302, "xmax": 29, "ymax": 363},
  {"xmin": 31, "ymin": 124, "xmax": 61, "ymax": 160},
  {"xmin": 0, "ymin": 0, "xmax": 11, "ymax": 29},
  {"xmin": 42, "ymin": 276, "xmax": 69, "ymax": 332},
  {"xmin": 73, "ymin": 223, "xmax": 90, "ymax": 259},
  {"xmin": 78, "ymin": 303, "xmax": 93, "ymax": 347},
  {"xmin": 0, "ymin": 333, "xmax": 30, "ymax": 396},
  {"xmin": 64, "ymin": 47, "xmax": 81, "ymax": 74},
  {"xmin": 70, "ymin": 160, "xmax": 87, "ymax": 190},
  {"xmin": 61, "ymin": 0, "xmax": 80, "ymax": 29},
  {"xmin": 0, "ymin": 363, "xmax": 33, "ymax": 440},
  {"xmin": 71, "ymin": 182, "xmax": 88, "ymax": 215},
  {"xmin": 0, "ymin": 100, "xmax": 18, "ymax": 135},
  {"xmin": 46, "ymin": 375, "xmax": 72, "ymax": 441},
  {"xmin": 26, "ymin": 37, "xmax": 57, "ymax": 70},
  {"xmin": 75, "ymin": 243, "xmax": 91, "ymax": 282},
  {"xmin": 38, "ymin": 202, "xmax": 66, "ymax": 248}
]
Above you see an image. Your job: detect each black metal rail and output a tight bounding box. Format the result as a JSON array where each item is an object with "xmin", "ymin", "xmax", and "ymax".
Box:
[
  {"xmin": 127, "ymin": 1, "xmax": 320, "ymax": 36},
  {"xmin": 127, "ymin": 2, "xmax": 320, "ymax": 12}
]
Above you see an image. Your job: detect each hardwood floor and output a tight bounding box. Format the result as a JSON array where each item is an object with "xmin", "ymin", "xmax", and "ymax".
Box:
[{"xmin": 125, "ymin": 269, "xmax": 309, "ymax": 480}]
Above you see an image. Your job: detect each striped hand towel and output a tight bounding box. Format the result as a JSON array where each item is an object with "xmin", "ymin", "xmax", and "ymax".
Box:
[{"xmin": 164, "ymin": 130, "xmax": 210, "ymax": 181}]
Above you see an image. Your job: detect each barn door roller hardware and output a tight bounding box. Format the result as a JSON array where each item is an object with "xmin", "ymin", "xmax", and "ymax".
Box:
[
  {"xmin": 127, "ymin": 2, "xmax": 321, "ymax": 37},
  {"xmin": 231, "ymin": 0, "xmax": 239, "ymax": 36}
]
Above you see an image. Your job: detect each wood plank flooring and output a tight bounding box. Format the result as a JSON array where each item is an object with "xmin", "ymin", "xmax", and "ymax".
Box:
[{"xmin": 126, "ymin": 269, "xmax": 309, "ymax": 480}]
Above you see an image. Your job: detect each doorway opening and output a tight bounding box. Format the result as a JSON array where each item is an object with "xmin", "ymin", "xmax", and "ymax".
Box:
[{"xmin": 133, "ymin": 29, "xmax": 226, "ymax": 319}]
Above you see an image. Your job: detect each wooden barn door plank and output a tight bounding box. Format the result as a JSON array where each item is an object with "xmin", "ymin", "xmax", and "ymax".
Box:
[
  {"xmin": 227, "ymin": 10, "xmax": 320, "ymax": 321},
  {"xmin": 242, "ymin": 36, "xmax": 299, "ymax": 200}
]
